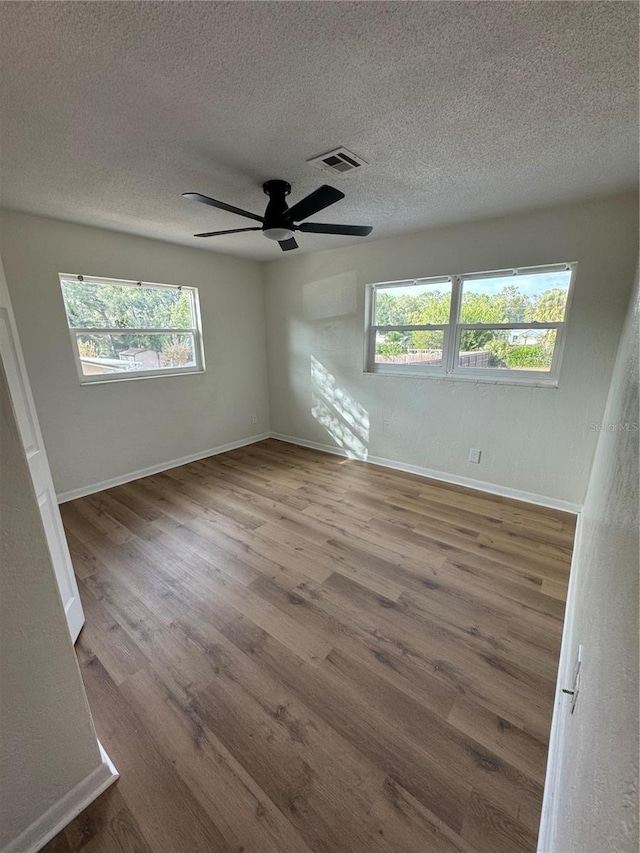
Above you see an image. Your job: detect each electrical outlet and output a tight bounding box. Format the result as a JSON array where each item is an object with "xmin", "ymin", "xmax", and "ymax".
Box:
[
  {"xmin": 251, "ymin": 414, "xmax": 258, "ymax": 425},
  {"xmin": 468, "ymin": 448, "xmax": 481, "ymax": 464}
]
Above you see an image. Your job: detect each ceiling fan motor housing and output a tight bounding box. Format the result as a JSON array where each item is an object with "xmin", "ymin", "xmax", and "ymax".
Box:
[{"xmin": 262, "ymin": 180, "xmax": 294, "ymax": 240}]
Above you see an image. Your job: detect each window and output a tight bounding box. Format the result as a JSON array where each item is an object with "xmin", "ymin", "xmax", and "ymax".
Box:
[
  {"xmin": 365, "ymin": 263, "xmax": 576, "ymax": 385},
  {"xmin": 59, "ymin": 274, "xmax": 204, "ymax": 383}
]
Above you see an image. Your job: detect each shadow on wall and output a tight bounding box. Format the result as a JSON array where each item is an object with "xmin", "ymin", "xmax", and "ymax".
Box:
[{"xmin": 311, "ymin": 355, "xmax": 369, "ymax": 459}]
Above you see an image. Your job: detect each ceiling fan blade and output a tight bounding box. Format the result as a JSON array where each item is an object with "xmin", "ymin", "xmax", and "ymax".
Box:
[
  {"xmin": 287, "ymin": 185, "xmax": 345, "ymax": 222},
  {"xmin": 194, "ymin": 227, "xmax": 262, "ymax": 237},
  {"xmin": 183, "ymin": 192, "xmax": 263, "ymax": 223},
  {"xmin": 278, "ymin": 237, "xmax": 299, "ymax": 252},
  {"xmin": 298, "ymin": 222, "xmax": 373, "ymax": 237}
]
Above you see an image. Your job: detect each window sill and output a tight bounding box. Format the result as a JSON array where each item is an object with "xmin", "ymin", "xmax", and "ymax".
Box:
[
  {"xmin": 363, "ymin": 369, "xmax": 558, "ymax": 388},
  {"xmin": 79, "ymin": 368, "xmax": 205, "ymax": 386}
]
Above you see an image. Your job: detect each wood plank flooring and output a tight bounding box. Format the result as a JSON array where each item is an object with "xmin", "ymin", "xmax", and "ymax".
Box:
[{"xmin": 45, "ymin": 439, "xmax": 575, "ymax": 853}]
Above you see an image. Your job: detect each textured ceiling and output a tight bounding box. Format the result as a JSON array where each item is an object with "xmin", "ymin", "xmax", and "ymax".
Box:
[{"xmin": 0, "ymin": 1, "xmax": 637, "ymax": 260}]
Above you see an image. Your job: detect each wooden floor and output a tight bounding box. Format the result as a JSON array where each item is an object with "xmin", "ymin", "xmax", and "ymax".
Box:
[{"xmin": 45, "ymin": 439, "xmax": 575, "ymax": 853}]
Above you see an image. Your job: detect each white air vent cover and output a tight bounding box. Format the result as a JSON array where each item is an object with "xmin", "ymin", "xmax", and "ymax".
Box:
[{"xmin": 307, "ymin": 147, "xmax": 367, "ymax": 176}]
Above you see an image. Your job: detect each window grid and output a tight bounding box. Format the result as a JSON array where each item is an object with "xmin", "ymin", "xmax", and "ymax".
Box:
[
  {"xmin": 365, "ymin": 263, "xmax": 576, "ymax": 385},
  {"xmin": 59, "ymin": 273, "xmax": 205, "ymax": 384}
]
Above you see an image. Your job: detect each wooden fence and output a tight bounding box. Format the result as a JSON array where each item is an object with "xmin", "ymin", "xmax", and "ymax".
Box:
[{"xmin": 376, "ymin": 350, "xmax": 490, "ymax": 367}]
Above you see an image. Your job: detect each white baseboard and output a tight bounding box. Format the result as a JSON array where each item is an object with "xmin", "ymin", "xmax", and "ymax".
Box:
[
  {"xmin": 4, "ymin": 741, "xmax": 118, "ymax": 853},
  {"xmin": 57, "ymin": 429, "xmax": 581, "ymax": 514},
  {"xmin": 270, "ymin": 432, "xmax": 582, "ymax": 514},
  {"xmin": 536, "ymin": 511, "xmax": 583, "ymax": 851},
  {"xmin": 56, "ymin": 433, "xmax": 271, "ymax": 503}
]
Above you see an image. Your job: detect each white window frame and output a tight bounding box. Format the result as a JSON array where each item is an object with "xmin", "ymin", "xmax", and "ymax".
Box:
[
  {"xmin": 59, "ymin": 273, "xmax": 205, "ymax": 385},
  {"xmin": 364, "ymin": 262, "xmax": 577, "ymax": 387}
]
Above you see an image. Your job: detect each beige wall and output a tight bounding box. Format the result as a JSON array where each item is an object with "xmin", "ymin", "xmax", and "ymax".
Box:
[
  {"xmin": 0, "ymin": 358, "xmax": 102, "ymax": 849},
  {"xmin": 0, "ymin": 210, "xmax": 270, "ymax": 497},
  {"xmin": 547, "ymin": 269, "xmax": 639, "ymax": 852},
  {"xmin": 264, "ymin": 193, "xmax": 638, "ymax": 506}
]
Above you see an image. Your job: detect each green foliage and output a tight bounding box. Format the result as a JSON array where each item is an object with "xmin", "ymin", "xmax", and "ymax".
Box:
[
  {"xmin": 77, "ymin": 338, "xmax": 98, "ymax": 358},
  {"xmin": 377, "ymin": 284, "xmax": 567, "ymax": 328},
  {"xmin": 76, "ymin": 332, "xmax": 194, "ymax": 362},
  {"xmin": 61, "ymin": 281, "xmax": 192, "ymax": 331},
  {"xmin": 459, "ymin": 286, "xmax": 529, "ymax": 324},
  {"xmin": 460, "ymin": 292, "xmax": 507, "ymax": 324},
  {"xmin": 532, "ymin": 288, "xmax": 567, "ymax": 322},
  {"xmin": 375, "ymin": 291, "xmax": 450, "ymax": 326},
  {"xmin": 460, "ymin": 329, "xmax": 500, "ymax": 352},
  {"xmin": 76, "ymin": 333, "xmax": 116, "ymax": 359},
  {"xmin": 159, "ymin": 336, "xmax": 193, "ymax": 366},
  {"xmin": 409, "ymin": 330, "xmax": 444, "ymax": 350},
  {"xmin": 62, "ymin": 280, "xmax": 195, "ymax": 362},
  {"xmin": 486, "ymin": 338, "xmax": 510, "ymax": 366},
  {"xmin": 504, "ymin": 345, "xmax": 548, "ymax": 367},
  {"xmin": 375, "ymin": 342, "xmax": 405, "ymax": 356}
]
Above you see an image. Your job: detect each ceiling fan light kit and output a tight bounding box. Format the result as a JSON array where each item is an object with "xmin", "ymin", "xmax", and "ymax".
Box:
[
  {"xmin": 263, "ymin": 227, "xmax": 295, "ymax": 242},
  {"xmin": 183, "ymin": 179, "xmax": 372, "ymax": 252}
]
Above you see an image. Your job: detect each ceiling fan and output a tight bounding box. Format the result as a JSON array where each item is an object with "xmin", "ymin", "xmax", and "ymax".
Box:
[{"xmin": 183, "ymin": 180, "xmax": 372, "ymax": 252}]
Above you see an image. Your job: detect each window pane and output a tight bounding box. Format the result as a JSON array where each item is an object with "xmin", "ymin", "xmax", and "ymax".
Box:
[
  {"xmin": 61, "ymin": 279, "xmax": 194, "ymax": 329},
  {"xmin": 458, "ymin": 328, "xmax": 557, "ymax": 371},
  {"xmin": 460, "ymin": 270, "xmax": 571, "ymax": 324},
  {"xmin": 75, "ymin": 332, "xmax": 197, "ymax": 376},
  {"xmin": 374, "ymin": 329, "xmax": 444, "ymax": 366},
  {"xmin": 375, "ymin": 280, "xmax": 452, "ymax": 326}
]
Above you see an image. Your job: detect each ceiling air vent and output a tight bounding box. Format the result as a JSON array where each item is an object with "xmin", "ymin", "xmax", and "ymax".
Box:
[{"xmin": 307, "ymin": 147, "xmax": 367, "ymax": 176}]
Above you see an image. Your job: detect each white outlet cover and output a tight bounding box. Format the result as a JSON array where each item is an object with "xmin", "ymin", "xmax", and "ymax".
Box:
[{"xmin": 468, "ymin": 448, "xmax": 481, "ymax": 463}]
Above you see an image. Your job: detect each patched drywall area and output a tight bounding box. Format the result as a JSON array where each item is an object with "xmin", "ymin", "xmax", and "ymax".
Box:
[
  {"xmin": 264, "ymin": 193, "xmax": 638, "ymax": 505},
  {"xmin": 0, "ymin": 359, "xmax": 102, "ymax": 848},
  {"xmin": 0, "ymin": 210, "xmax": 270, "ymax": 497},
  {"xmin": 550, "ymin": 268, "xmax": 639, "ymax": 852}
]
